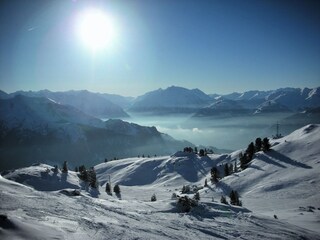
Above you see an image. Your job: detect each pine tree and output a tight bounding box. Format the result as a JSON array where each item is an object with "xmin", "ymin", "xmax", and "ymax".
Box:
[
  {"xmin": 199, "ymin": 149, "xmax": 205, "ymax": 156},
  {"xmin": 204, "ymin": 178, "xmax": 208, "ymax": 187},
  {"xmin": 194, "ymin": 191, "xmax": 200, "ymax": 201},
  {"xmin": 114, "ymin": 184, "xmax": 120, "ymax": 194},
  {"xmin": 78, "ymin": 165, "xmax": 88, "ymax": 181},
  {"xmin": 262, "ymin": 137, "xmax": 271, "ymax": 152},
  {"xmin": 230, "ymin": 190, "xmax": 240, "ymax": 206},
  {"xmin": 62, "ymin": 161, "xmax": 68, "ymax": 173},
  {"xmin": 151, "ymin": 194, "xmax": 157, "ymax": 202},
  {"xmin": 224, "ymin": 164, "xmax": 230, "ymax": 177},
  {"xmin": 210, "ymin": 167, "xmax": 219, "ymax": 183},
  {"xmin": 234, "ymin": 160, "xmax": 238, "ymax": 173},
  {"xmin": 220, "ymin": 195, "xmax": 228, "ymax": 204},
  {"xmin": 53, "ymin": 165, "xmax": 59, "ymax": 173},
  {"xmin": 246, "ymin": 142, "xmax": 255, "ymax": 161},
  {"xmin": 194, "ymin": 147, "xmax": 198, "ymax": 154},
  {"xmin": 229, "ymin": 163, "xmax": 233, "ymax": 174},
  {"xmin": 88, "ymin": 168, "xmax": 98, "ymax": 189},
  {"xmin": 255, "ymin": 138, "xmax": 262, "ymax": 152},
  {"xmin": 74, "ymin": 166, "xmax": 78, "ymax": 172},
  {"xmin": 230, "ymin": 190, "xmax": 236, "ymax": 205},
  {"xmin": 105, "ymin": 182, "xmax": 111, "ymax": 193}
]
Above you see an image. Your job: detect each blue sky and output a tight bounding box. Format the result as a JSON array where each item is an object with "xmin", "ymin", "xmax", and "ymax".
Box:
[{"xmin": 0, "ymin": 0, "xmax": 319, "ymax": 96}]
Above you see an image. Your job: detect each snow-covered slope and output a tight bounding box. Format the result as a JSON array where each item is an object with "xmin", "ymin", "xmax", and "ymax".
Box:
[
  {"xmin": 129, "ymin": 86, "xmax": 212, "ymax": 113},
  {"xmin": 254, "ymin": 100, "xmax": 292, "ymax": 114},
  {"xmin": 2, "ymin": 123, "xmax": 320, "ymax": 239},
  {"xmin": 95, "ymin": 152, "xmax": 213, "ymax": 187},
  {"xmin": 2, "ymin": 164, "xmax": 81, "ymax": 191},
  {"xmin": 205, "ymin": 124, "xmax": 320, "ymax": 233}
]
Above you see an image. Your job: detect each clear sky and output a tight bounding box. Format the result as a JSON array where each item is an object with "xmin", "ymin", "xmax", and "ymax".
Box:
[{"xmin": 0, "ymin": 0, "xmax": 319, "ymax": 96}]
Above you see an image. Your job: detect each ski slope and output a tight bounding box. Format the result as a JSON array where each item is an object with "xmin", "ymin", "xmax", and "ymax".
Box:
[{"xmin": 1, "ymin": 124, "xmax": 320, "ymax": 239}]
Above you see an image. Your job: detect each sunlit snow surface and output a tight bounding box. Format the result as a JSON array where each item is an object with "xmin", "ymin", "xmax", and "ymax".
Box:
[{"xmin": 1, "ymin": 124, "xmax": 320, "ymax": 239}]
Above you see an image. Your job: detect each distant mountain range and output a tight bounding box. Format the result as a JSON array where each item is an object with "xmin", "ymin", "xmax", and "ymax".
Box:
[
  {"xmin": 2, "ymin": 90, "xmax": 129, "ymax": 119},
  {"xmin": 194, "ymin": 87, "xmax": 320, "ymax": 117},
  {"xmin": 1, "ymin": 86, "xmax": 319, "ymax": 118},
  {"xmin": 0, "ymin": 95, "xmax": 191, "ymax": 171}
]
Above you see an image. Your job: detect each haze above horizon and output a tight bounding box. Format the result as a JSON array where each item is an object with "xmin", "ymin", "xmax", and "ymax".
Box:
[{"xmin": 0, "ymin": 0, "xmax": 319, "ymax": 97}]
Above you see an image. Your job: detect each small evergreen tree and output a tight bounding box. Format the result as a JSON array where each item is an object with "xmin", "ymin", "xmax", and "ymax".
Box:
[
  {"xmin": 177, "ymin": 196, "xmax": 197, "ymax": 212},
  {"xmin": 53, "ymin": 165, "xmax": 59, "ymax": 173},
  {"xmin": 239, "ymin": 151, "xmax": 250, "ymax": 169},
  {"xmin": 151, "ymin": 194, "xmax": 157, "ymax": 202},
  {"xmin": 246, "ymin": 142, "xmax": 255, "ymax": 160},
  {"xmin": 78, "ymin": 165, "xmax": 88, "ymax": 181},
  {"xmin": 224, "ymin": 164, "xmax": 230, "ymax": 177},
  {"xmin": 181, "ymin": 185, "xmax": 190, "ymax": 193},
  {"xmin": 210, "ymin": 166, "xmax": 219, "ymax": 183},
  {"xmin": 88, "ymin": 168, "xmax": 98, "ymax": 189},
  {"xmin": 220, "ymin": 195, "xmax": 228, "ymax": 204},
  {"xmin": 62, "ymin": 161, "xmax": 68, "ymax": 173},
  {"xmin": 204, "ymin": 178, "xmax": 208, "ymax": 187},
  {"xmin": 74, "ymin": 166, "xmax": 78, "ymax": 172},
  {"xmin": 194, "ymin": 147, "xmax": 198, "ymax": 154},
  {"xmin": 262, "ymin": 137, "xmax": 271, "ymax": 152},
  {"xmin": 230, "ymin": 190, "xmax": 241, "ymax": 206},
  {"xmin": 194, "ymin": 191, "xmax": 200, "ymax": 201},
  {"xmin": 105, "ymin": 182, "xmax": 111, "ymax": 193},
  {"xmin": 114, "ymin": 184, "xmax": 121, "ymax": 194},
  {"xmin": 199, "ymin": 149, "xmax": 205, "ymax": 156},
  {"xmin": 255, "ymin": 137, "xmax": 262, "ymax": 152},
  {"xmin": 229, "ymin": 163, "xmax": 233, "ymax": 174},
  {"xmin": 234, "ymin": 160, "xmax": 238, "ymax": 173}
]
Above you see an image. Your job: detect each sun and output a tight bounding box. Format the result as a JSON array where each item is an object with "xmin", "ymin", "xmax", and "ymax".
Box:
[{"xmin": 76, "ymin": 8, "xmax": 115, "ymax": 53}]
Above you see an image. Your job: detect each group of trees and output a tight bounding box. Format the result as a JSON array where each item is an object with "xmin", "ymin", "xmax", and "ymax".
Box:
[
  {"xmin": 240, "ymin": 137, "xmax": 271, "ymax": 169},
  {"xmin": 77, "ymin": 165, "xmax": 99, "ymax": 189},
  {"xmin": 220, "ymin": 190, "xmax": 242, "ymax": 206},
  {"xmin": 183, "ymin": 147, "xmax": 213, "ymax": 156},
  {"xmin": 224, "ymin": 162, "xmax": 237, "ymax": 177},
  {"xmin": 105, "ymin": 182, "xmax": 121, "ymax": 195}
]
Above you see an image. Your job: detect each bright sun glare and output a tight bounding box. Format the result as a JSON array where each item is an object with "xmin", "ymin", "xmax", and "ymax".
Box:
[{"xmin": 77, "ymin": 8, "xmax": 115, "ymax": 52}]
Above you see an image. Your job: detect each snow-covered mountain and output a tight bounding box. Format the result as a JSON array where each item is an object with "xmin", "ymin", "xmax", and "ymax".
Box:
[
  {"xmin": 129, "ymin": 86, "xmax": 212, "ymax": 113},
  {"xmin": 0, "ymin": 95, "xmax": 104, "ymax": 130},
  {"xmin": 223, "ymin": 90, "xmax": 272, "ymax": 101},
  {"xmin": 193, "ymin": 99, "xmax": 251, "ymax": 117},
  {"xmin": 0, "ymin": 95, "xmax": 191, "ymax": 171},
  {"xmin": 193, "ymin": 87, "xmax": 320, "ymax": 118},
  {"xmin": 8, "ymin": 90, "xmax": 129, "ymax": 118},
  {"xmin": 254, "ymin": 100, "xmax": 292, "ymax": 114},
  {"xmin": 1, "ymin": 124, "xmax": 319, "ymax": 239},
  {"xmin": 222, "ymin": 87, "xmax": 320, "ymax": 111}
]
